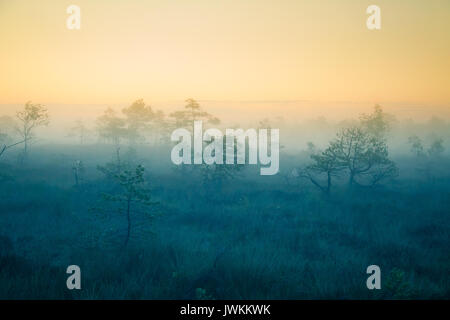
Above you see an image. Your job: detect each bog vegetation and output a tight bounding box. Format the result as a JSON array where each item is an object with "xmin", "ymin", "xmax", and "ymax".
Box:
[{"xmin": 0, "ymin": 100, "xmax": 449, "ymax": 299}]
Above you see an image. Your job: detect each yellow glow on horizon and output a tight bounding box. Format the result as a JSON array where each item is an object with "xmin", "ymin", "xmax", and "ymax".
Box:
[{"xmin": 0, "ymin": 0, "xmax": 449, "ymax": 107}]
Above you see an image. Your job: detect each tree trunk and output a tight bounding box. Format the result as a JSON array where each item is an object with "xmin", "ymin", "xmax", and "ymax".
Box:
[
  {"xmin": 23, "ymin": 135, "xmax": 28, "ymax": 159},
  {"xmin": 20, "ymin": 135, "xmax": 28, "ymax": 164},
  {"xmin": 326, "ymin": 172, "xmax": 331, "ymax": 194},
  {"xmin": 115, "ymin": 146, "xmax": 121, "ymax": 172},
  {"xmin": 125, "ymin": 198, "xmax": 131, "ymax": 247},
  {"xmin": 349, "ymin": 171, "xmax": 355, "ymax": 186}
]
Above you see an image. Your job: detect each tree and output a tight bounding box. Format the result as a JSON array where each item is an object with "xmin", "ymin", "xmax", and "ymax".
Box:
[
  {"xmin": 0, "ymin": 139, "xmax": 29, "ymax": 158},
  {"xmin": 299, "ymin": 148, "xmax": 342, "ymax": 195},
  {"xmin": 258, "ymin": 118, "xmax": 272, "ymax": 130},
  {"xmin": 407, "ymin": 135, "xmax": 445, "ymax": 182},
  {"xmin": 96, "ymin": 107, "xmax": 128, "ymax": 166},
  {"xmin": 72, "ymin": 160, "xmax": 85, "ymax": 186},
  {"xmin": 329, "ymin": 127, "xmax": 397, "ymax": 186},
  {"xmin": 170, "ymin": 98, "xmax": 220, "ymax": 129},
  {"xmin": 301, "ymin": 107, "xmax": 398, "ymax": 191},
  {"xmin": 15, "ymin": 101, "xmax": 49, "ymax": 158},
  {"xmin": 408, "ymin": 135, "xmax": 445, "ymax": 159},
  {"xmin": 408, "ymin": 135, "xmax": 425, "ymax": 157},
  {"xmin": 68, "ymin": 120, "xmax": 90, "ymax": 145},
  {"xmin": 97, "ymin": 164, "xmax": 158, "ymax": 246},
  {"xmin": 150, "ymin": 109, "xmax": 169, "ymax": 145},
  {"xmin": 199, "ymin": 135, "xmax": 244, "ymax": 195},
  {"xmin": 360, "ymin": 104, "xmax": 393, "ymax": 138},
  {"xmin": 97, "ymin": 107, "xmax": 127, "ymax": 146},
  {"xmin": 306, "ymin": 142, "xmax": 317, "ymax": 155},
  {"xmin": 121, "ymin": 99, "xmax": 170, "ymax": 146},
  {"xmin": 427, "ymin": 137, "xmax": 445, "ymax": 158},
  {"xmin": 122, "ymin": 99, "xmax": 154, "ymax": 144}
]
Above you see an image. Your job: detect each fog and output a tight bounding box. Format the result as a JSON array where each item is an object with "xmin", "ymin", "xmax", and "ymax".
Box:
[{"xmin": 0, "ymin": 101, "xmax": 449, "ymax": 299}]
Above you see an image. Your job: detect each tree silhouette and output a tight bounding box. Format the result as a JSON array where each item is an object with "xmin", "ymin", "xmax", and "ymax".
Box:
[
  {"xmin": 428, "ymin": 137, "xmax": 445, "ymax": 158},
  {"xmin": 299, "ymin": 148, "xmax": 342, "ymax": 194},
  {"xmin": 200, "ymin": 135, "xmax": 245, "ymax": 194},
  {"xmin": 360, "ymin": 104, "xmax": 393, "ymax": 138},
  {"xmin": 97, "ymin": 107, "xmax": 127, "ymax": 146},
  {"xmin": 122, "ymin": 99, "xmax": 154, "ymax": 144},
  {"xmin": 408, "ymin": 135, "xmax": 425, "ymax": 157},
  {"xmin": 68, "ymin": 120, "xmax": 90, "ymax": 145},
  {"xmin": 96, "ymin": 107, "xmax": 128, "ymax": 166},
  {"xmin": 0, "ymin": 139, "xmax": 29, "ymax": 159},
  {"xmin": 170, "ymin": 98, "xmax": 220, "ymax": 129},
  {"xmin": 15, "ymin": 101, "xmax": 49, "ymax": 159},
  {"xmin": 97, "ymin": 164, "xmax": 158, "ymax": 246},
  {"xmin": 72, "ymin": 160, "xmax": 85, "ymax": 186},
  {"xmin": 329, "ymin": 127, "xmax": 397, "ymax": 186},
  {"xmin": 301, "ymin": 106, "xmax": 398, "ymax": 190},
  {"xmin": 408, "ymin": 135, "xmax": 445, "ymax": 182},
  {"xmin": 408, "ymin": 135, "xmax": 445, "ymax": 159},
  {"xmin": 153, "ymin": 110, "xmax": 169, "ymax": 145}
]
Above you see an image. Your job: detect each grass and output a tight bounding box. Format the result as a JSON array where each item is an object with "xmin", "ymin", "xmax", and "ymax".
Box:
[{"xmin": 0, "ymin": 146, "xmax": 449, "ymax": 299}]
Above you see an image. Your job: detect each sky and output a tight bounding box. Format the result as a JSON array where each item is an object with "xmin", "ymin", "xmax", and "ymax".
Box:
[{"xmin": 0, "ymin": 0, "xmax": 449, "ymax": 114}]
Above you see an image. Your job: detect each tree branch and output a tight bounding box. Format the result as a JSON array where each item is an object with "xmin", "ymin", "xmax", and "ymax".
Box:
[{"xmin": 0, "ymin": 138, "xmax": 31, "ymax": 157}]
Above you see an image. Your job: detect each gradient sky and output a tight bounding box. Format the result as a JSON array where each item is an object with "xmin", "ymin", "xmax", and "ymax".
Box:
[{"xmin": 0, "ymin": 0, "xmax": 449, "ymax": 106}]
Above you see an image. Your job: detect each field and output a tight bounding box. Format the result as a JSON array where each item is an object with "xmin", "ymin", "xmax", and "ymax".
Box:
[{"xmin": 0, "ymin": 142, "xmax": 448, "ymax": 299}]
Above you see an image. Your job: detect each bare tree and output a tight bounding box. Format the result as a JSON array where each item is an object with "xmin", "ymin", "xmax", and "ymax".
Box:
[
  {"xmin": 15, "ymin": 101, "xmax": 49, "ymax": 158},
  {"xmin": 0, "ymin": 139, "xmax": 29, "ymax": 158}
]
